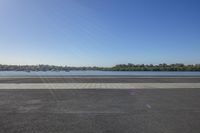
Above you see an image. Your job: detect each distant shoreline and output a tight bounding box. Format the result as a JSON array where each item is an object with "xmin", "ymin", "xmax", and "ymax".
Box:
[
  {"xmin": 0, "ymin": 70, "xmax": 200, "ymax": 72},
  {"xmin": 0, "ymin": 63, "xmax": 200, "ymax": 71}
]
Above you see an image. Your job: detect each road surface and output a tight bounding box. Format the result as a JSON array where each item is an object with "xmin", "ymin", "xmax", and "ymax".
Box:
[{"xmin": 0, "ymin": 77, "xmax": 200, "ymax": 133}]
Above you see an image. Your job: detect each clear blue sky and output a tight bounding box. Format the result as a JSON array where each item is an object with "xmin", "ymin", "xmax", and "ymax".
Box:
[{"xmin": 0, "ymin": 0, "xmax": 200, "ymax": 66}]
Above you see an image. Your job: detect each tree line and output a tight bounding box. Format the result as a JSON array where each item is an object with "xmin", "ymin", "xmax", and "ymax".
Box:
[
  {"xmin": 0, "ymin": 63, "xmax": 200, "ymax": 71},
  {"xmin": 111, "ymin": 63, "xmax": 200, "ymax": 71}
]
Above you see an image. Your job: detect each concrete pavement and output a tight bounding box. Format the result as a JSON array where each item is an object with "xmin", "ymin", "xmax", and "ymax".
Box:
[
  {"xmin": 0, "ymin": 77, "xmax": 200, "ymax": 133},
  {"xmin": 0, "ymin": 89, "xmax": 200, "ymax": 133}
]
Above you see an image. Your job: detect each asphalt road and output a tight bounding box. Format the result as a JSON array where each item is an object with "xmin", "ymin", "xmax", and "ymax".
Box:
[
  {"xmin": 0, "ymin": 89, "xmax": 200, "ymax": 133},
  {"xmin": 0, "ymin": 77, "xmax": 200, "ymax": 83}
]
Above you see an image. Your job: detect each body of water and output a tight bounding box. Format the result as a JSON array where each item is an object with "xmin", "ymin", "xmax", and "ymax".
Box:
[{"xmin": 0, "ymin": 71, "xmax": 200, "ymax": 77}]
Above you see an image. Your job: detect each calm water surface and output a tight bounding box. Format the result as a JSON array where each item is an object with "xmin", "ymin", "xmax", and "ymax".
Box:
[{"xmin": 0, "ymin": 71, "xmax": 200, "ymax": 77}]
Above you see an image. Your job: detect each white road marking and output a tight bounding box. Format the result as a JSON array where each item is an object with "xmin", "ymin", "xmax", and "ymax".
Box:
[{"xmin": 0, "ymin": 83, "xmax": 200, "ymax": 89}]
